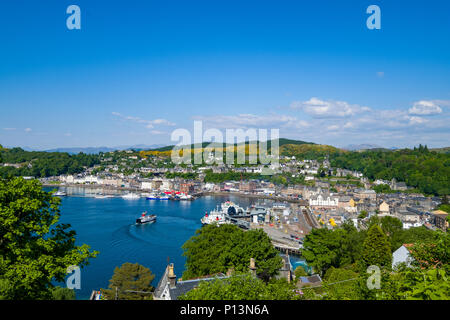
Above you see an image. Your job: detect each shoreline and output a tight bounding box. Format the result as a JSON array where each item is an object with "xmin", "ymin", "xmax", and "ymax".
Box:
[{"xmin": 42, "ymin": 183, "xmax": 304, "ymax": 203}]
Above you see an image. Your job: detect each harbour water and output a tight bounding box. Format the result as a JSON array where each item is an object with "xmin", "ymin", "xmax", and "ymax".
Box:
[
  {"xmin": 49, "ymin": 188, "xmax": 260, "ymax": 299},
  {"xmin": 47, "ymin": 187, "xmax": 310, "ymax": 299}
]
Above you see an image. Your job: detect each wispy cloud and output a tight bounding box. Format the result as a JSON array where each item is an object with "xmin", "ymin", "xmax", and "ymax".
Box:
[
  {"xmin": 290, "ymin": 97, "xmax": 371, "ymax": 118},
  {"xmin": 3, "ymin": 128, "xmax": 16, "ymax": 131},
  {"xmin": 192, "ymin": 113, "xmax": 308, "ymax": 130},
  {"xmin": 112, "ymin": 112, "xmax": 175, "ymax": 128},
  {"xmin": 24, "ymin": 128, "xmax": 32, "ymax": 133}
]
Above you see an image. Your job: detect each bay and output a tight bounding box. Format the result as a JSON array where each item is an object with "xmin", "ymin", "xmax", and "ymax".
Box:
[{"xmin": 49, "ymin": 187, "xmax": 261, "ymax": 300}]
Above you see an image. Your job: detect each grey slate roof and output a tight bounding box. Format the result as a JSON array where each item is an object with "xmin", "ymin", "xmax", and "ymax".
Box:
[{"xmin": 168, "ymin": 275, "xmax": 228, "ymax": 300}]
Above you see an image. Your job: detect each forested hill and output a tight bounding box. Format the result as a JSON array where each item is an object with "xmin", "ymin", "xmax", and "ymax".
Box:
[
  {"xmin": 0, "ymin": 146, "xmax": 100, "ymax": 178},
  {"xmin": 328, "ymin": 145, "xmax": 450, "ymax": 196},
  {"xmin": 148, "ymin": 138, "xmax": 313, "ymax": 152}
]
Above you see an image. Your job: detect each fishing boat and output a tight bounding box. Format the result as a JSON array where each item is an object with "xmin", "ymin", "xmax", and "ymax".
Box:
[{"xmin": 136, "ymin": 211, "xmax": 157, "ymax": 225}]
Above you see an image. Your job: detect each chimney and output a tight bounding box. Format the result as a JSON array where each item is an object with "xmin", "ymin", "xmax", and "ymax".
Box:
[
  {"xmin": 249, "ymin": 258, "xmax": 257, "ymax": 277},
  {"xmin": 168, "ymin": 263, "xmax": 177, "ymax": 288}
]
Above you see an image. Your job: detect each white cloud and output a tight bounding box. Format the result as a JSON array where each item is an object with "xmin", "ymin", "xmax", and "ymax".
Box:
[
  {"xmin": 192, "ymin": 113, "xmax": 305, "ymax": 130},
  {"xmin": 326, "ymin": 125, "xmax": 340, "ymax": 131},
  {"xmin": 408, "ymin": 100, "xmax": 444, "ymax": 115},
  {"xmin": 24, "ymin": 128, "xmax": 32, "ymax": 133},
  {"xmin": 112, "ymin": 112, "xmax": 175, "ymax": 128},
  {"xmin": 376, "ymin": 71, "xmax": 384, "ymax": 78},
  {"xmin": 290, "ymin": 97, "xmax": 371, "ymax": 118},
  {"xmin": 3, "ymin": 128, "xmax": 16, "ymax": 131}
]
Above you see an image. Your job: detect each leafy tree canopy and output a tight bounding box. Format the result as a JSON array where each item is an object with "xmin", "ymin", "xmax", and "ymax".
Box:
[
  {"xmin": 179, "ymin": 273, "xmax": 299, "ymax": 300},
  {"xmin": 182, "ymin": 224, "xmax": 282, "ymax": 280},
  {"xmin": 101, "ymin": 262, "xmax": 155, "ymax": 300},
  {"xmin": 0, "ymin": 177, "xmax": 98, "ymax": 299}
]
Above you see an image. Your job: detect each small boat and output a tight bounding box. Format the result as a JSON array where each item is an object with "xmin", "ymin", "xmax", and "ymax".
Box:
[
  {"xmin": 179, "ymin": 193, "xmax": 192, "ymax": 201},
  {"xmin": 146, "ymin": 193, "xmax": 170, "ymax": 200},
  {"xmin": 54, "ymin": 190, "xmax": 67, "ymax": 197},
  {"xmin": 94, "ymin": 194, "xmax": 114, "ymax": 199},
  {"xmin": 122, "ymin": 193, "xmax": 140, "ymax": 200},
  {"xmin": 136, "ymin": 212, "xmax": 157, "ymax": 225}
]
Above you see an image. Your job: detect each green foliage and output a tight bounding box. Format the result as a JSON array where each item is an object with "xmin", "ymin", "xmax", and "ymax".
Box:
[
  {"xmin": 0, "ymin": 177, "xmax": 98, "ymax": 299},
  {"xmin": 51, "ymin": 286, "xmax": 76, "ymax": 300},
  {"xmin": 358, "ymin": 210, "xmax": 368, "ymax": 219},
  {"xmin": 181, "ymin": 224, "xmax": 282, "ymax": 280},
  {"xmin": 330, "ymin": 148, "xmax": 450, "ymax": 196},
  {"xmin": 397, "ymin": 268, "xmax": 450, "ymax": 300},
  {"xmin": 101, "ymin": 262, "xmax": 155, "ymax": 300},
  {"xmin": 294, "ymin": 266, "xmax": 308, "ymax": 279},
  {"xmin": 302, "ymin": 222, "xmax": 364, "ymax": 276},
  {"xmin": 165, "ymin": 172, "xmax": 198, "ymax": 180},
  {"xmin": 438, "ymin": 204, "xmax": 450, "ymax": 214},
  {"xmin": 372, "ymin": 184, "xmax": 395, "ymax": 194},
  {"xmin": 178, "ymin": 273, "xmax": 299, "ymax": 300},
  {"xmin": 362, "ymin": 225, "xmax": 392, "ymax": 270},
  {"xmin": 300, "ymin": 225, "xmax": 449, "ymax": 300},
  {"xmin": 0, "ymin": 148, "xmax": 100, "ymax": 178},
  {"xmin": 321, "ymin": 267, "xmax": 359, "ymax": 300}
]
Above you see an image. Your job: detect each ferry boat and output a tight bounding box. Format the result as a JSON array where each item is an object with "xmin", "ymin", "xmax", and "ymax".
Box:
[
  {"xmin": 220, "ymin": 201, "xmax": 246, "ymax": 216},
  {"xmin": 54, "ymin": 190, "xmax": 67, "ymax": 197},
  {"xmin": 200, "ymin": 210, "xmax": 229, "ymax": 225},
  {"xmin": 122, "ymin": 193, "xmax": 140, "ymax": 200},
  {"xmin": 136, "ymin": 212, "xmax": 157, "ymax": 225}
]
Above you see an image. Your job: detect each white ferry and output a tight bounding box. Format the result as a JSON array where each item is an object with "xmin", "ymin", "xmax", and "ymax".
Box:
[
  {"xmin": 136, "ymin": 211, "xmax": 157, "ymax": 225},
  {"xmin": 200, "ymin": 210, "xmax": 229, "ymax": 225}
]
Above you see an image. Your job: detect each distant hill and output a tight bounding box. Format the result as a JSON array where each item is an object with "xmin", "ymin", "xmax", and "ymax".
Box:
[
  {"xmin": 342, "ymin": 144, "xmax": 382, "ymax": 151},
  {"xmin": 431, "ymin": 147, "xmax": 450, "ymax": 154},
  {"xmin": 43, "ymin": 144, "xmax": 167, "ymax": 154},
  {"xmin": 148, "ymin": 138, "xmax": 313, "ymax": 152},
  {"xmin": 280, "ymin": 144, "xmax": 342, "ymax": 158}
]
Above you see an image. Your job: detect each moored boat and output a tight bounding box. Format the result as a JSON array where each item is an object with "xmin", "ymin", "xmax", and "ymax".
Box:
[{"xmin": 122, "ymin": 193, "xmax": 140, "ymax": 200}]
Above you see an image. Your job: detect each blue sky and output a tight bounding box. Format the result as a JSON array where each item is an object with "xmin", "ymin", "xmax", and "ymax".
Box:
[{"xmin": 0, "ymin": 0, "xmax": 449, "ymax": 149}]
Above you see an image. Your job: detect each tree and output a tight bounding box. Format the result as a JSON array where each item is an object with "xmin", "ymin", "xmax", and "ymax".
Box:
[
  {"xmin": 302, "ymin": 228, "xmax": 346, "ymax": 276},
  {"xmin": 321, "ymin": 267, "xmax": 359, "ymax": 300},
  {"xmin": 178, "ymin": 273, "xmax": 299, "ymax": 300},
  {"xmin": 101, "ymin": 262, "xmax": 155, "ymax": 300},
  {"xmin": 358, "ymin": 210, "xmax": 368, "ymax": 219},
  {"xmin": 0, "ymin": 177, "xmax": 98, "ymax": 299},
  {"xmin": 294, "ymin": 266, "xmax": 308, "ymax": 279},
  {"xmin": 182, "ymin": 224, "xmax": 282, "ymax": 280},
  {"xmin": 361, "ymin": 225, "xmax": 392, "ymax": 270},
  {"xmin": 51, "ymin": 286, "xmax": 76, "ymax": 300}
]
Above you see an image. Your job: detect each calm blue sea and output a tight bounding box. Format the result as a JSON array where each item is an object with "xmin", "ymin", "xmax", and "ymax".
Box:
[{"xmin": 47, "ymin": 188, "xmax": 265, "ymax": 300}]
